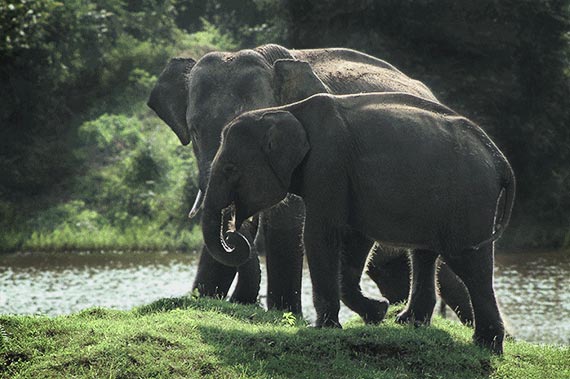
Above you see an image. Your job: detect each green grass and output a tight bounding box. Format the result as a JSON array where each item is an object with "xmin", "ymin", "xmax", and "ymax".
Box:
[
  {"xmin": 2, "ymin": 224, "xmax": 203, "ymax": 253},
  {"xmin": 1, "ymin": 299, "xmax": 568, "ymax": 379}
]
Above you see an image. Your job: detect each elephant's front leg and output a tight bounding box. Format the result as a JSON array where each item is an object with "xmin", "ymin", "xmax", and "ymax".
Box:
[
  {"xmin": 193, "ymin": 218, "xmax": 261, "ymax": 304},
  {"xmin": 261, "ymin": 194, "xmax": 304, "ymax": 314},
  {"xmin": 229, "ymin": 217, "xmax": 262, "ymax": 304},
  {"xmin": 303, "ymin": 216, "xmax": 343, "ymax": 328},
  {"xmin": 192, "ymin": 245, "xmax": 237, "ymax": 298},
  {"xmin": 229, "ymin": 253, "xmax": 261, "ymax": 304},
  {"xmin": 340, "ymin": 229, "xmax": 389, "ymax": 324}
]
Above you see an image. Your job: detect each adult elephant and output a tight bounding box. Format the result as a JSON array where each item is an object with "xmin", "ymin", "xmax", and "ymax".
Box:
[{"xmin": 148, "ymin": 44, "xmax": 473, "ymax": 322}]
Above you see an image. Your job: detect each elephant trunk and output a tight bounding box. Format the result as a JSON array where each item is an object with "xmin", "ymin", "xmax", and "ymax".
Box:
[{"xmin": 202, "ymin": 178, "xmax": 251, "ymax": 267}]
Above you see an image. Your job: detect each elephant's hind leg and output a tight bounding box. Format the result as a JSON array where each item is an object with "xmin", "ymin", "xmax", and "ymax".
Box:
[
  {"xmin": 340, "ymin": 230, "xmax": 389, "ymax": 324},
  {"xmin": 444, "ymin": 245, "xmax": 504, "ymax": 354},
  {"xmin": 396, "ymin": 249, "xmax": 439, "ymax": 326},
  {"xmin": 436, "ymin": 257, "xmax": 474, "ymax": 325}
]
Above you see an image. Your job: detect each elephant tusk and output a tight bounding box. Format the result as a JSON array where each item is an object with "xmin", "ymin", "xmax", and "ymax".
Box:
[{"xmin": 188, "ymin": 189, "xmax": 204, "ymax": 218}]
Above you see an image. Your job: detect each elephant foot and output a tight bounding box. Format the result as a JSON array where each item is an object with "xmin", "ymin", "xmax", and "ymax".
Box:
[
  {"xmin": 315, "ymin": 316, "xmax": 342, "ymax": 328},
  {"xmin": 473, "ymin": 327, "xmax": 504, "ymax": 355},
  {"xmin": 395, "ymin": 307, "xmax": 432, "ymax": 326},
  {"xmin": 474, "ymin": 334, "xmax": 504, "ymax": 355},
  {"xmin": 361, "ymin": 298, "xmax": 390, "ymax": 324},
  {"xmin": 228, "ymin": 293, "xmax": 258, "ymax": 305}
]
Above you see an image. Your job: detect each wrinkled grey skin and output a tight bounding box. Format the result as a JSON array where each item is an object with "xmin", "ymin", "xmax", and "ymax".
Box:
[
  {"xmin": 204, "ymin": 93, "xmax": 515, "ymax": 354},
  {"xmin": 147, "ymin": 44, "xmax": 473, "ymax": 320}
]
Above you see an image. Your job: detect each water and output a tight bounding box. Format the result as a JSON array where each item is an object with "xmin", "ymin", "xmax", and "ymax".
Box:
[
  {"xmin": 0, "ymin": 250, "xmax": 568, "ymax": 345},
  {"xmin": 0, "ymin": 251, "xmax": 198, "ymax": 316}
]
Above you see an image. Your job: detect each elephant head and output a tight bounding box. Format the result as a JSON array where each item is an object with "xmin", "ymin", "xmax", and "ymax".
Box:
[
  {"xmin": 202, "ymin": 110, "xmax": 310, "ymax": 266},
  {"xmin": 147, "ymin": 45, "xmax": 328, "ymax": 214}
]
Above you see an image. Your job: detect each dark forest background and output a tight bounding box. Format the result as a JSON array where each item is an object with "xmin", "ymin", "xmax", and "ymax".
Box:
[{"xmin": 1, "ymin": 0, "xmax": 569, "ymax": 251}]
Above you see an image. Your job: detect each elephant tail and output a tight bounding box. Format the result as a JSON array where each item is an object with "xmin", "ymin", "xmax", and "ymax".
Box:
[{"xmin": 468, "ymin": 162, "xmax": 516, "ymax": 251}]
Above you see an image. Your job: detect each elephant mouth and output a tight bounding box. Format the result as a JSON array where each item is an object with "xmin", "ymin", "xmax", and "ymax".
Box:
[
  {"xmin": 220, "ymin": 201, "xmax": 255, "ymax": 252},
  {"xmin": 217, "ymin": 202, "xmax": 236, "ymax": 252},
  {"xmin": 221, "ymin": 202, "xmax": 237, "ymax": 233}
]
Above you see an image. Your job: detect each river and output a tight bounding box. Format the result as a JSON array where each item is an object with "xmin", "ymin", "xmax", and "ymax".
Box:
[{"xmin": 0, "ymin": 249, "xmax": 568, "ymax": 345}]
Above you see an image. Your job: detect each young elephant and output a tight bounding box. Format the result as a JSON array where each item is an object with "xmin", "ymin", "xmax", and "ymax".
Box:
[{"xmin": 203, "ymin": 92, "xmax": 515, "ymax": 354}]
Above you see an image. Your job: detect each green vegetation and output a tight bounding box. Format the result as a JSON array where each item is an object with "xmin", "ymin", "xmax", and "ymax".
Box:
[
  {"xmin": 0, "ymin": 299, "xmax": 568, "ymax": 378},
  {"xmin": 0, "ymin": 0, "xmax": 278, "ymax": 252},
  {"xmin": 0, "ymin": 1, "xmax": 569, "ymax": 251}
]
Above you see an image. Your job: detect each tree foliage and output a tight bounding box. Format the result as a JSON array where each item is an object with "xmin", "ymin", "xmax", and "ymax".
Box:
[
  {"xmin": 0, "ymin": 0, "xmax": 180, "ymax": 196},
  {"xmin": 175, "ymin": 0, "xmax": 287, "ymax": 46},
  {"xmin": 285, "ymin": 0, "xmax": 570, "ymax": 248}
]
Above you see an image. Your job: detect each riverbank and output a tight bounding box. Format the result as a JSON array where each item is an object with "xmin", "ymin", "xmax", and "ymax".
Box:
[
  {"xmin": 0, "ymin": 225, "xmax": 204, "ymax": 254},
  {"xmin": 1, "ymin": 298, "xmax": 568, "ymax": 379}
]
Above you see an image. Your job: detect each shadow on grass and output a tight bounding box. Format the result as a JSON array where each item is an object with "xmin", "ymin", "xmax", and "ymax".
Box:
[{"xmin": 195, "ymin": 322, "xmax": 494, "ymax": 379}]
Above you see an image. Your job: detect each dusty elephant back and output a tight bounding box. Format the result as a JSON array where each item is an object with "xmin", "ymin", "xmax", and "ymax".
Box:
[{"xmin": 292, "ymin": 48, "xmax": 438, "ymax": 102}]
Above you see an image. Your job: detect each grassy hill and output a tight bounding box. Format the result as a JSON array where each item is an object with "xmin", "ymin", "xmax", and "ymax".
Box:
[{"xmin": 1, "ymin": 299, "xmax": 568, "ymax": 379}]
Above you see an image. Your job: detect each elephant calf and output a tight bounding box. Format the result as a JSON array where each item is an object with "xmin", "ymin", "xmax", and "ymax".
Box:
[{"xmin": 203, "ymin": 92, "xmax": 515, "ymax": 354}]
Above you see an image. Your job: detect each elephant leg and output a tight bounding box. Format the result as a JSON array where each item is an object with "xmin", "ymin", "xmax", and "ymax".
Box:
[
  {"xmin": 229, "ymin": 217, "xmax": 262, "ymax": 304},
  {"xmin": 192, "ymin": 245, "xmax": 236, "ymax": 298},
  {"xmin": 436, "ymin": 257, "xmax": 474, "ymax": 325},
  {"xmin": 340, "ymin": 230, "xmax": 389, "ymax": 324},
  {"xmin": 262, "ymin": 194, "xmax": 304, "ymax": 313},
  {"xmin": 229, "ymin": 253, "xmax": 261, "ymax": 304},
  {"xmin": 444, "ymin": 245, "xmax": 504, "ymax": 354},
  {"xmin": 304, "ymin": 218, "xmax": 342, "ymax": 327},
  {"xmin": 366, "ymin": 248, "xmax": 411, "ymax": 304},
  {"xmin": 396, "ymin": 249, "xmax": 439, "ymax": 325}
]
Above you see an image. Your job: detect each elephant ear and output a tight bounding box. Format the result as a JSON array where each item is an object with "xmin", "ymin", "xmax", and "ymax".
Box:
[
  {"xmin": 273, "ymin": 59, "xmax": 330, "ymax": 104},
  {"xmin": 147, "ymin": 57, "xmax": 196, "ymax": 145},
  {"xmin": 262, "ymin": 111, "xmax": 310, "ymax": 190}
]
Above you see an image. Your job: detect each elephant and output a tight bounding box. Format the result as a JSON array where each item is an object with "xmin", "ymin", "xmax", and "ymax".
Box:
[
  {"xmin": 202, "ymin": 92, "xmax": 515, "ymax": 354},
  {"xmin": 366, "ymin": 248, "xmax": 474, "ymax": 325},
  {"xmin": 147, "ymin": 43, "xmax": 473, "ymax": 322}
]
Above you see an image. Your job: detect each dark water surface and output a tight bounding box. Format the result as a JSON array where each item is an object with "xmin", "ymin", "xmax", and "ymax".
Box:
[{"xmin": 1, "ymin": 249, "xmax": 568, "ymax": 345}]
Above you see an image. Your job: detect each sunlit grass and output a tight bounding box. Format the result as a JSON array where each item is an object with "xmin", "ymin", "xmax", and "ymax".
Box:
[{"xmin": 1, "ymin": 299, "xmax": 568, "ymax": 379}]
